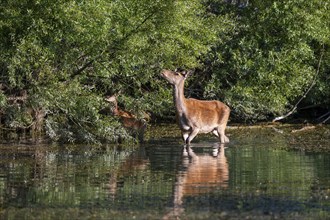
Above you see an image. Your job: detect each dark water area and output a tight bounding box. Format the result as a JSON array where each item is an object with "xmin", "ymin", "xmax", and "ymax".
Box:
[{"xmin": 0, "ymin": 124, "xmax": 330, "ymax": 219}]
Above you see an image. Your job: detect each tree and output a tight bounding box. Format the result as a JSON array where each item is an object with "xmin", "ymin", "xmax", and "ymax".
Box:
[
  {"xmin": 0, "ymin": 0, "xmax": 218, "ymax": 143},
  {"xmin": 1, "ymin": 0, "xmax": 329, "ymax": 143},
  {"xmin": 200, "ymin": 0, "xmax": 330, "ymax": 121}
]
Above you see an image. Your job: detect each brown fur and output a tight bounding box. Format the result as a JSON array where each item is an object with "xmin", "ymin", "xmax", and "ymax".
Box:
[
  {"xmin": 105, "ymin": 95, "xmax": 146, "ymax": 142},
  {"xmin": 161, "ymin": 69, "xmax": 230, "ymax": 144}
]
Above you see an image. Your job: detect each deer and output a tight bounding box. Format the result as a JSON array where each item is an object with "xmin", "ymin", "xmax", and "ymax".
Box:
[
  {"xmin": 160, "ymin": 69, "xmax": 230, "ymax": 145},
  {"xmin": 105, "ymin": 95, "xmax": 147, "ymax": 142}
]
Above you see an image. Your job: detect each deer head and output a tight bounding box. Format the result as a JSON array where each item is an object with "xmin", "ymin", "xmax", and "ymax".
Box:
[
  {"xmin": 104, "ymin": 95, "xmax": 118, "ymax": 115},
  {"xmin": 160, "ymin": 69, "xmax": 192, "ymax": 86}
]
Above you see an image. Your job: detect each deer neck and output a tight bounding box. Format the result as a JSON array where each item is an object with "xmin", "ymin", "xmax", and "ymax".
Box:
[
  {"xmin": 173, "ymin": 80, "xmax": 187, "ymax": 114},
  {"xmin": 111, "ymin": 100, "xmax": 119, "ymax": 116}
]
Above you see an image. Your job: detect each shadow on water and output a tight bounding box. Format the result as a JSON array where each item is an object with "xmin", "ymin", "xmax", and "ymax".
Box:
[{"xmin": 0, "ymin": 124, "xmax": 330, "ymax": 219}]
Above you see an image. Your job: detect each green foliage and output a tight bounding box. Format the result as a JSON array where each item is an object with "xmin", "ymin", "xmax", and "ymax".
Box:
[
  {"xmin": 0, "ymin": 91, "xmax": 6, "ymax": 108},
  {"xmin": 0, "ymin": 0, "xmax": 329, "ymax": 142},
  {"xmin": 0, "ymin": 0, "xmax": 217, "ymax": 142},
  {"xmin": 35, "ymin": 81, "xmax": 131, "ymax": 144},
  {"xmin": 201, "ymin": 0, "xmax": 330, "ymax": 120}
]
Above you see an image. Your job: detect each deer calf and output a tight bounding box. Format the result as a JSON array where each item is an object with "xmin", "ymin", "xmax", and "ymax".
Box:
[
  {"xmin": 105, "ymin": 95, "xmax": 146, "ymax": 142},
  {"xmin": 160, "ymin": 69, "xmax": 230, "ymax": 145}
]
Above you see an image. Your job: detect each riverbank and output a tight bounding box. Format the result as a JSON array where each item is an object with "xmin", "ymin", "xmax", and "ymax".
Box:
[
  {"xmin": 1, "ymin": 123, "xmax": 329, "ymax": 152},
  {"xmin": 146, "ymin": 123, "xmax": 330, "ymax": 152}
]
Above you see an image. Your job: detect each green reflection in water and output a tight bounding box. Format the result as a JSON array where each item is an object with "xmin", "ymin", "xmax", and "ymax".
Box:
[{"xmin": 0, "ymin": 125, "xmax": 329, "ymax": 219}]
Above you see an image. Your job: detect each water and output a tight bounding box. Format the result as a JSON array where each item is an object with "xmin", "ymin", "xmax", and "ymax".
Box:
[{"xmin": 0, "ymin": 125, "xmax": 330, "ymax": 219}]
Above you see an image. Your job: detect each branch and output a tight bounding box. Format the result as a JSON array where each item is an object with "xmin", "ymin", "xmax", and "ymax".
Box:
[
  {"xmin": 272, "ymin": 106, "xmax": 297, "ymax": 122},
  {"xmin": 318, "ymin": 111, "xmax": 330, "ymax": 124},
  {"xmin": 72, "ymin": 57, "xmax": 98, "ymax": 79},
  {"xmin": 321, "ymin": 114, "xmax": 330, "ymax": 124},
  {"xmin": 272, "ymin": 45, "xmax": 325, "ymax": 122}
]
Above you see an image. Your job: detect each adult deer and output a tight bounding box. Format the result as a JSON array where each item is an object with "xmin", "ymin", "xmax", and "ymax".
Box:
[
  {"xmin": 105, "ymin": 95, "xmax": 147, "ymax": 142},
  {"xmin": 160, "ymin": 69, "xmax": 230, "ymax": 145}
]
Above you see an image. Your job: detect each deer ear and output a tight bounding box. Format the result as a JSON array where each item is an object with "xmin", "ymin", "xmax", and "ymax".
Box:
[{"xmin": 182, "ymin": 70, "xmax": 193, "ymax": 78}]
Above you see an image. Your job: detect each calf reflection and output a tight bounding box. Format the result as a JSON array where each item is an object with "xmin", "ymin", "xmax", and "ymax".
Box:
[
  {"xmin": 107, "ymin": 147, "xmax": 149, "ymax": 198},
  {"xmin": 164, "ymin": 143, "xmax": 229, "ymax": 219}
]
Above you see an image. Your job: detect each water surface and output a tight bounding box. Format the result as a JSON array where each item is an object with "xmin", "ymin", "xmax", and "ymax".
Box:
[{"xmin": 0, "ymin": 125, "xmax": 329, "ymax": 219}]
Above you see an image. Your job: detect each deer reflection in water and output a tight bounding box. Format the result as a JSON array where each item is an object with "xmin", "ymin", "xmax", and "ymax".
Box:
[
  {"xmin": 164, "ymin": 143, "xmax": 229, "ymax": 219},
  {"xmin": 107, "ymin": 147, "xmax": 149, "ymax": 199}
]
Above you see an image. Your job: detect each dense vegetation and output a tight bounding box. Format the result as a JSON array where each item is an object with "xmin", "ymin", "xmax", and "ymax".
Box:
[{"xmin": 1, "ymin": 0, "xmax": 329, "ymax": 143}]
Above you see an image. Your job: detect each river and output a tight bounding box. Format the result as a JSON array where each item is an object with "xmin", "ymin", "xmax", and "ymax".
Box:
[{"xmin": 0, "ymin": 124, "xmax": 329, "ymax": 219}]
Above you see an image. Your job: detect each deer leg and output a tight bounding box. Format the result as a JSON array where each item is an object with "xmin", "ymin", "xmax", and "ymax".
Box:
[
  {"xmin": 217, "ymin": 125, "xmax": 229, "ymax": 143},
  {"xmin": 182, "ymin": 132, "xmax": 189, "ymax": 143},
  {"xmin": 225, "ymin": 135, "xmax": 229, "ymax": 143},
  {"xmin": 138, "ymin": 122, "xmax": 147, "ymax": 143},
  {"xmin": 186, "ymin": 128, "xmax": 199, "ymax": 145},
  {"xmin": 138, "ymin": 131, "xmax": 144, "ymax": 143},
  {"xmin": 212, "ymin": 129, "xmax": 219, "ymax": 137}
]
